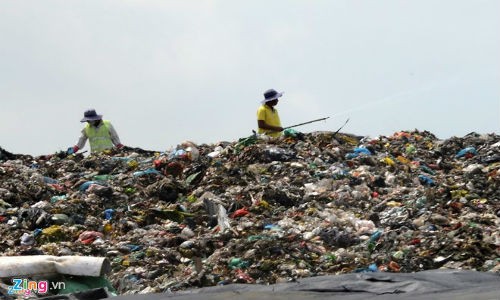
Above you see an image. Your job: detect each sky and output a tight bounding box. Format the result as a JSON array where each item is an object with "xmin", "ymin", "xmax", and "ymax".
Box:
[{"xmin": 1, "ymin": 0, "xmax": 499, "ymax": 156}]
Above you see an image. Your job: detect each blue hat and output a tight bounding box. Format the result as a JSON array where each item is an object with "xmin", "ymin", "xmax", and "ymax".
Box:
[
  {"xmin": 261, "ymin": 89, "xmax": 283, "ymax": 104},
  {"xmin": 80, "ymin": 109, "xmax": 103, "ymax": 122}
]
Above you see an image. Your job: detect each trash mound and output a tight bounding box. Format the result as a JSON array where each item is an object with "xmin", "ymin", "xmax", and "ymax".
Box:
[{"xmin": 0, "ymin": 130, "xmax": 499, "ymax": 296}]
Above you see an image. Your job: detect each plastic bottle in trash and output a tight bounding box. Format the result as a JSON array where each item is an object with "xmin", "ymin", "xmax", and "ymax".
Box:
[
  {"xmin": 50, "ymin": 195, "xmax": 68, "ymax": 203},
  {"xmin": 420, "ymin": 165, "xmax": 435, "ymax": 175},
  {"xmin": 79, "ymin": 181, "xmax": 100, "ymax": 191},
  {"xmin": 185, "ymin": 146, "xmax": 199, "ymax": 161},
  {"xmin": 132, "ymin": 168, "xmax": 161, "ymax": 177},
  {"xmin": 369, "ymin": 230, "xmax": 383, "ymax": 243},
  {"xmin": 43, "ymin": 177, "xmax": 59, "ymax": 184},
  {"xmin": 33, "ymin": 228, "xmax": 43, "ymax": 237},
  {"xmin": 170, "ymin": 149, "xmax": 187, "ymax": 160},
  {"xmin": 93, "ymin": 174, "xmax": 113, "ymax": 181}
]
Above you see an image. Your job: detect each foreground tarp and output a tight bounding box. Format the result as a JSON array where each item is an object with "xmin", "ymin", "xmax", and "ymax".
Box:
[{"xmin": 112, "ymin": 270, "xmax": 500, "ymax": 300}]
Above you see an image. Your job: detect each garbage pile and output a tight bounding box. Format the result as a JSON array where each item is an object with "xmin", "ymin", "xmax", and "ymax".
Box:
[{"xmin": 0, "ymin": 130, "xmax": 499, "ymax": 296}]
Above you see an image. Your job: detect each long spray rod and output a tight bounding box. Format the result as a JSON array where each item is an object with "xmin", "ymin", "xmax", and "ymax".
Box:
[{"xmin": 284, "ymin": 117, "xmax": 330, "ymax": 129}]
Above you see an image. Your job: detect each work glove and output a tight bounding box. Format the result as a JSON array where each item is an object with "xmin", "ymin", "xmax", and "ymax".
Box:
[{"xmin": 67, "ymin": 146, "xmax": 79, "ymax": 155}]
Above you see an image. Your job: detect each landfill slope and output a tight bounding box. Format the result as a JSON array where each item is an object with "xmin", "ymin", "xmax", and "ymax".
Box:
[{"xmin": 0, "ymin": 130, "xmax": 499, "ymax": 296}]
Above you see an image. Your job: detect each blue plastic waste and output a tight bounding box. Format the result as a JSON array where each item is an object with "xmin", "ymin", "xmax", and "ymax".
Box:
[
  {"xmin": 264, "ymin": 224, "xmax": 282, "ymax": 231},
  {"xmin": 43, "ymin": 177, "xmax": 59, "ymax": 184},
  {"xmin": 354, "ymin": 263, "xmax": 378, "ymax": 273},
  {"xmin": 345, "ymin": 147, "xmax": 372, "ymax": 159},
  {"xmin": 104, "ymin": 209, "xmax": 115, "ymax": 220},
  {"xmin": 418, "ymin": 175, "xmax": 435, "ymax": 186},
  {"xmin": 369, "ymin": 230, "xmax": 383, "ymax": 243},
  {"xmin": 332, "ymin": 169, "xmax": 349, "ymax": 179},
  {"xmin": 50, "ymin": 195, "xmax": 68, "ymax": 203},
  {"xmin": 456, "ymin": 147, "xmax": 478, "ymax": 158},
  {"xmin": 79, "ymin": 181, "xmax": 101, "ymax": 191},
  {"xmin": 126, "ymin": 244, "xmax": 142, "ymax": 252}
]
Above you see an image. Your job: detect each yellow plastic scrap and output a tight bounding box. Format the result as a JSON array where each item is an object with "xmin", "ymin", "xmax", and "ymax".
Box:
[
  {"xmin": 396, "ymin": 156, "xmax": 410, "ymax": 164},
  {"xmin": 187, "ymin": 194, "xmax": 198, "ymax": 203},
  {"xmin": 103, "ymin": 222, "xmax": 113, "ymax": 234},
  {"xmin": 145, "ymin": 248, "xmax": 158, "ymax": 257},
  {"xmin": 386, "ymin": 201, "xmax": 402, "ymax": 207},
  {"xmin": 418, "ymin": 250, "xmax": 432, "ymax": 257},
  {"xmin": 42, "ymin": 225, "xmax": 62, "ymax": 236},
  {"xmin": 41, "ymin": 225, "xmax": 65, "ymax": 242},
  {"xmin": 127, "ymin": 160, "xmax": 139, "ymax": 170},
  {"xmin": 305, "ymin": 207, "xmax": 317, "ymax": 215},
  {"xmin": 340, "ymin": 135, "xmax": 358, "ymax": 146},
  {"xmin": 122, "ymin": 258, "xmax": 130, "ymax": 266},
  {"xmin": 450, "ymin": 190, "xmax": 468, "ymax": 199},
  {"xmin": 471, "ymin": 198, "xmax": 488, "ymax": 205},
  {"xmin": 382, "ymin": 157, "xmax": 396, "ymax": 166},
  {"xmin": 257, "ymin": 199, "xmax": 270, "ymax": 209}
]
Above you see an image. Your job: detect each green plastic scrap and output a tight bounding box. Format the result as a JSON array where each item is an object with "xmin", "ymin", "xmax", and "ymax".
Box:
[
  {"xmin": 186, "ymin": 172, "xmax": 204, "ymax": 185},
  {"xmin": 283, "ymin": 128, "xmax": 301, "ymax": 138},
  {"xmin": 151, "ymin": 208, "xmax": 194, "ymax": 223},
  {"xmin": 247, "ymin": 235, "xmax": 275, "ymax": 242},
  {"xmin": 56, "ymin": 275, "xmax": 117, "ymax": 295},
  {"xmin": 228, "ymin": 258, "xmax": 250, "ymax": 269},
  {"xmin": 235, "ymin": 134, "xmax": 258, "ymax": 152},
  {"xmin": 187, "ymin": 194, "xmax": 198, "ymax": 203}
]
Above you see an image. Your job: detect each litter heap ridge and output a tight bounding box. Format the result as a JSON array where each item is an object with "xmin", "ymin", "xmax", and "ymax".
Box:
[{"xmin": 0, "ymin": 130, "xmax": 499, "ymax": 294}]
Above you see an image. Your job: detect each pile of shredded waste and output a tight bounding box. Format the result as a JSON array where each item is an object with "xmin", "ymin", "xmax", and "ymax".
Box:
[{"xmin": 0, "ymin": 130, "xmax": 499, "ymax": 295}]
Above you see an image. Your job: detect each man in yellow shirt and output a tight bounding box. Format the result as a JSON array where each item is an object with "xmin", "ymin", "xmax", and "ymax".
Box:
[{"xmin": 257, "ymin": 89, "xmax": 284, "ymax": 137}]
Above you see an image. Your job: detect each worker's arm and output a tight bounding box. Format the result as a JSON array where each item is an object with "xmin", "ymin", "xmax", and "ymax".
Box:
[
  {"xmin": 108, "ymin": 123, "xmax": 123, "ymax": 148},
  {"xmin": 67, "ymin": 129, "xmax": 87, "ymax": 154},
  {"xmin": 75, "ymin": 129, "xmax": 88, "ymax": 149},
  {"xmin": 258, "ymin": 120, "xmax": 283, "ymax": 132}
]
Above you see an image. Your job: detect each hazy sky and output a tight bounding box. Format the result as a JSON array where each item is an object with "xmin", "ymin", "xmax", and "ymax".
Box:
[{"xmin": 1, "ymin": 1, "xmax": 499, "ymax": 156}]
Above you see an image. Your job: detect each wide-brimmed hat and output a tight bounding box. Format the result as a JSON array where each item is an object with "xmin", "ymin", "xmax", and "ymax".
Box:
[
  {"xmin": 261, "ymin": 89, "xmax": 283, "ymax": 104},
  {"xmin": 80, "ymin": 109, "xmax": 103, "ymax": 122}
]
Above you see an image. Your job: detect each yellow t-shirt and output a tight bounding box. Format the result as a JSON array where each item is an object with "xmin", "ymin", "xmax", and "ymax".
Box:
[{"xmin": 257, "ymin": 104, "xmax": 282, "ymax": 137}]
